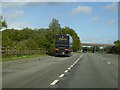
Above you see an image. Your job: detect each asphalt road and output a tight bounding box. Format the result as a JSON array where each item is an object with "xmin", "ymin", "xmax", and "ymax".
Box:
[
  {"xmin": 2, "ymin": 52, "xmax": 118, "ymax": 88},
  {"xmin": 2, "ymin": 53, "xmax": 81, "ymax": 88},
  {"xmin": 56, "ymin": 53, "xmax": 118, "ymax": 88}
]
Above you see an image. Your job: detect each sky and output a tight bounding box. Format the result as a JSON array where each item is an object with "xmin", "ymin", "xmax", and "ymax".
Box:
[{"xmin": 1, "ymin": 1, "xmax": 119, "ymax": 44}]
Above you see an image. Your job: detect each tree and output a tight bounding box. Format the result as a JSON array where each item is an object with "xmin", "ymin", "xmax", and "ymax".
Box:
[
  {"xmin": 2, "ymin": 20, "xmax": 7, "ymax": 28},
  {"xmin": 49, "ymin": 18, "xmax": 61, "ymax": 31},
  {"xmin": 46, "ymin": 19, "xmax": 61, "ymax": 53},
  {"xmin": 61, "ymin": 27, "xmax": 81, "ymax": 52},
  {"xmin": 2, "ymin": 37, "xmax": 16, "ymax": 48},
  {"xmin": 0, "ymin": 20, "xmax": 7, "ymax": 29},
  {"xmin": 114, "ymin": 40, "xmax": 120, "ymax": 53},
  {"xmin": 105, "ymin": 40, "xmax": 120, "ymax": 54}
]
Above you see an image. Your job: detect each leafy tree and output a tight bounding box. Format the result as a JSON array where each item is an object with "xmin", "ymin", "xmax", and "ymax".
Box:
[
  {"xmin": 2, "ymin": 37, "xmax": 16, "ymax": 48},
  {"xmin": 61, "ymin": 27, "xmax": 81, "ymax": 51},
  {"xmin": 104, "ymin": 40, "xmax": 120, "ymax": 54},
  {"xmin": 114, "ymin": 40, "xmax": 120, "ymax": 53},
  {"xmin": 0, "ymin": 20, "xmax": 7, "ymax": 29},
  {"xmin": 46, "ymin": 19, "xmax": 61, "ymax": 54},
  {"xmin": 2, "ymin": 20, "xmax": 7, "ymax": 28},
  {"xmin": 49, "ymin": 18, "xmax": 61, "ymax": 31},
  {"xmin": 16, "ymin": 40, "xmax": 28, "ymax": 50},
  {"xmin": 26, "ymin": 39, "xmax": 39, "ymax": 49},
  {"xmin": 88, "ymin": 46, "xmax": 94, "ymax": 52}
]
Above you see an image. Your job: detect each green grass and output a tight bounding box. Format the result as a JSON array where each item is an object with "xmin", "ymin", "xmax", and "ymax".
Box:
[
  {"xmin": 2, "ymin": 54, "xmax": 48, "ymax": 61},
  {"xmin": 2, "ymin": 52, "xmax": 81, "ymax": 61}
]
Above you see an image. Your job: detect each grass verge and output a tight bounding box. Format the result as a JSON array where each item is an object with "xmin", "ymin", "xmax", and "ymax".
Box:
[{"xmin": 2, "ymin": 54, "xmax": 48, "ymax": 61}]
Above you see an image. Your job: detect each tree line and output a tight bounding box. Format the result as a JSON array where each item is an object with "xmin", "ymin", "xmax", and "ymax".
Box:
[
  {"xmin": 105, "ymin": 40, "xmax": 120, "ymax": 54},
  {"xmin": 1, "ymin": 18, "xmax": 119, "ymax": 54},
  {"xmin": 1, "ymin": 19, "xmax": 81, "ymax": 53}
]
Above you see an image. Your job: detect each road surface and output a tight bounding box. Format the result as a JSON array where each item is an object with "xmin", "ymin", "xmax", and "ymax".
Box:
[{"xmin": 2, "ymin": 53, "xmax": 118, "ymax": 88}]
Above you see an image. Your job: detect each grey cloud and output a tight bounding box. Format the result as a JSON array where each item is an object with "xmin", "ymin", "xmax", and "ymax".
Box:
[{"xmin": 70, "ymin": 5, "xmax": 92, "ymax": 15}]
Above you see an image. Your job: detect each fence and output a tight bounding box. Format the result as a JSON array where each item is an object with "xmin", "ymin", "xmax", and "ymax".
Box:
[{"xmin": 1, "ymin": 47, "xmax": 48, "ymax": 58}]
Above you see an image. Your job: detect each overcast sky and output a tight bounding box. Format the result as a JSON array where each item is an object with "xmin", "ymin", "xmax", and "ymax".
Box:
[{"xmin": 1, "ymin": 1, "xmax": 119, "ymax": 44}]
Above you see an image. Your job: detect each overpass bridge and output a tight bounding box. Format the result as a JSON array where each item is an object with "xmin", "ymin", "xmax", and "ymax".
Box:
[
  {"xmin": 81, "ymin": 43, "xmax": 114, "ymax": 47},
  {"xmin": 81, "ymin": 43, "xmax": 114, "ymax": 53}
]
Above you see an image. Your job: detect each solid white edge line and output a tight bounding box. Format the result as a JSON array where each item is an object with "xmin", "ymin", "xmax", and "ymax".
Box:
[
  {"xmin": 70, "ymin": 54, "xmax": 83, "ymax": 68},
  {"xmin": 75, "ymin": 61, "xmax": 78, "ymax": 63},
  {"xmin": 64, "ymin": 70, "xmax": 68, "ymax": 73},
  {"xmin": 59, "ymin": 74, "xmax": 65, "ymax": 78},
  {"xmin": 50, "ymin": 80, "xmax": 59, "ymax": 86},
  {"xmin": 73, "ymin": 62, "xmax": 76, "ymax": 65},
  {"xmin": 73, "ymin": 54, "xmax": 83, "ymax": 65}
]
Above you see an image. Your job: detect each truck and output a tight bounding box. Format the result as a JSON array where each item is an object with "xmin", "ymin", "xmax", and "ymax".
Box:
[{"xmin": 55, "ymin": 34, "xmax": 73, "ymax": 57}]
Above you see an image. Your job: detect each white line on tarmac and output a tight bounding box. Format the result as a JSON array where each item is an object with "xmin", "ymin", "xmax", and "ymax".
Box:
[
  {"xmin": 59, "ymin": 74, "xmax": 65, "ymax": 78},
  {"xmin": 70, "ymin": 54, "xmax": 83, "ymax": 69},
  {"xmin": 50, "ymin": 80, "xmax": 59, "ymax": 86},
  {"xmin": 75, "ymin": 60, "xmax": 78, "ymax": 63},
  {"xmin": 50, "ymin": 54, "xmax": 83, "ymax": 86},
  {"xmin": 70, "ymin": 65, "xmax": 73, "ymax": 68},
  {"xmin": 73, "ymin": 54, "xmax": 83, "ymax": 64},
  {"xmin": 64, "ymin": 70, "xmax": 68, "ymax": 73},
  {"xmin": 107, "ymin": 62, "xmax": 110, "ymax": 64},
  {"xmin": 68, "ymin": 67, "xmax": 71, "ymax": 70},
  {"xmin": 72, "ymin": 62, "xmax": 76, "ymax": 66}
]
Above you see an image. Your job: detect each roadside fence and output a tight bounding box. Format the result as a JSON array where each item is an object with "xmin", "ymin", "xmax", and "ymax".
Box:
[{"xmin": 1, "ymin": 47, "xmax": 48, "ymax": 58}]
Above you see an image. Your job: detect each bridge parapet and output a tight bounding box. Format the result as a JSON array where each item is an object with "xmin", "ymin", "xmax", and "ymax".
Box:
[{"xmin": 81, "ymin": 43, "xmax": 114, "ymax": 47}]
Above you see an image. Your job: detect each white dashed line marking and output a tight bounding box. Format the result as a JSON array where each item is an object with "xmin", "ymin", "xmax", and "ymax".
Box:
[
  {"xmin": 50, "ymin": 80, "xmax": 59, "ymax": 86},
  {"xmin": 107, "ymin": 62, "xmax": 110, "ymax": 64},
  {"xmin": 70, "ymin": 65, "xmax": 73, "ymax": 68},
  {"xmin": 64, "ymin": 70, "xmax": 68, "ymax": 73},
  {"xmin": 59, "ymin": 74, "xmax": 65, "ymax": 78},
  {"xmin": 50, "ymin": 54, "xmax": 83, "ymax": 86},
  {"xmin": 68, "ymin": 67, "xmax": 71, "ymax": 70}
]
